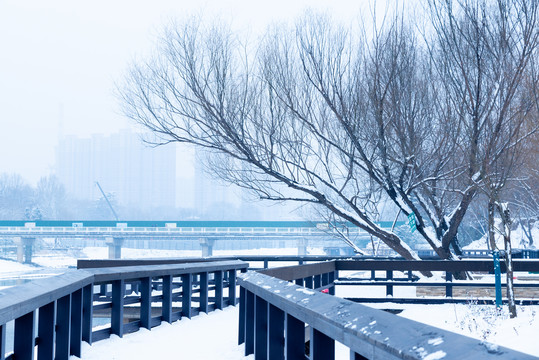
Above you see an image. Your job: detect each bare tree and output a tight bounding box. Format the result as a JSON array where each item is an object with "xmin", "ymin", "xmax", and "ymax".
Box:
[
  {"xmin": 35, "ymin": 175, "xmax": 66, "ymax": 220},
  {"xmin": 0, "ymin": 173, "xmax": 33, "ymax": 220},
  {"xmin": 119, "ymin": 1, "xmax": 538, "ymax": 268}
]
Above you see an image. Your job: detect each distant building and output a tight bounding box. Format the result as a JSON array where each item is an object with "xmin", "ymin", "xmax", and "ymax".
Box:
[
  {"xmin": 55, "ymin": 129, "xmax": 176, "ymax": 209},
  {"xmin": 193, "ymin": 148, "xmax": 239, "ymax": 217},
  {"xmin": 193, "ymin": 147, "xmax": 300, "ymax": 220}
]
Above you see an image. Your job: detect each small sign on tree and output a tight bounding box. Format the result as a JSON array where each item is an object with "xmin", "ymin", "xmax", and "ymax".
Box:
[{"xmin": 408, "ymin": 213, "xmax": 417, "ymax": 233}]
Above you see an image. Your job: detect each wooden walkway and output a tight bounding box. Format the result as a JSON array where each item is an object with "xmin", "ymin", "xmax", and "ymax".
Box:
[{"xmin": 78, "ymin": 306, "xmax": 248, "ymax": 360}]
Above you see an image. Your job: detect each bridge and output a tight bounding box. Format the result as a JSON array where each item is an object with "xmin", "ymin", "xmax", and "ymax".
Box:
[{"xmin": 0, "ymin": 220, "xmax": 399, "ymax": 263}]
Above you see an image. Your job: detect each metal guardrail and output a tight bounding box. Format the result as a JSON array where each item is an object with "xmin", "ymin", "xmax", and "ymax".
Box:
[
  {"xmin": 0, "ymin": 260, "xmax": 248, "ymax": 360},
  {"xmin": 238, "ymin": 260, "xmax": 539, "ymax": 360}
]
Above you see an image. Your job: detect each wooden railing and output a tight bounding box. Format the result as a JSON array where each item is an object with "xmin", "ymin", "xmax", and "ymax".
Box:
[
  {"xmin": 335, "ymin": 259, "xmax": 539, "ymax": 304},
  {"xmin": 0, "ymin": 260, "xmax": 248, "ymax": 360},
  {"xmin": 79, "ymin": 257, "xmax": 539, "ymax": 304},
  {"xmin": 238, "ymin": 260, "xmax": 539, "ymax": 360}
]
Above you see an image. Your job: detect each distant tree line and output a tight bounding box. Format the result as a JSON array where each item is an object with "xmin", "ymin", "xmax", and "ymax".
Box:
[{"xmin": 0, "ymin": 172, "xmax": 259, "ymax": 221}]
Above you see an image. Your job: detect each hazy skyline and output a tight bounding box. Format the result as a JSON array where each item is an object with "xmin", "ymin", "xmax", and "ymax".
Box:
[{"xmin": 0, "ymin": 1, "xmax": 390, "ymax": 185}]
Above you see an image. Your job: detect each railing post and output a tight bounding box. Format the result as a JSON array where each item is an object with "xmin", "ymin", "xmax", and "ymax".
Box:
[
  {"xmin": 263, "ymin": 260, "xmax": 269, "ymax": 269},
  {"xmin": 285, "ymin": 313, "xmax": 304, "ymax": 360},
  {"xmin": 70, "ymin": 289, "xmax": 83, "ymax": 357},
  {"xmin": 140, "ymin": 277, "xmax": 152, "ymax": 329},
  {"xmin": 315, "ymin": 274, "xmax": 322, "ymax": 289},
  {"xmin": 38, "ymin": 301, "xmax": 55, "ymax": 360},
  {"xmin": 14, "ymin": 311, "xmax": 35, "ymax": 360},
  {"xmin": 111, "ymin": 280, "xmax": 125, "ymax": 338},
  {"xmin": 200, "ymin": 272, "xmax": 209, "ymax": 313},
  {"xmin": 311, "ymin": 328, "xmax": 335, "ymax": 360},
  {"xmin": 255, "ymin": 296, "xmax": 268, "ymax": 360},
  {"xmin": 304, "ymin": 276, "xmax": 313, "ymax": 289},
  {"xmin": 0, "ymin": 323, "xmax": 5, "ymax": 360},
  {"xmin": 56, "ymin": 294, "xmax": 71, "ymax": 360},
  {"xmin": 238, "ymin": 287, "xmax": 246, "ymax": 345},
  {"xmin": 162, "ymin": 275, "xmax": 173, "ymax": 323},
  {"xmin": 268, "ymin": 304, "xmax": 285, "ymax": 360},
  {"xmin": 82, "ymin": 284, "xmax": 93, "ymax": 344},
  {"xmin": 321, "ymin": 273, "xmax": 329, "ymax": 287},
  {"xmin": 245, "ymin": 290, "xmax": 255, "ymax": 356},
  {"xmin": 386, "ymin": 271, "xmax": 393, "ymax": 297},
  {"xmin": 445, "ymin": 271, "xmax": 453, "ymax": 298},
  {"xmin": 99, "ymin": 283, "xmax": 107, "ymax": 297},
  {"xmin": 181, "ymin": 274, "xmax": 192, "ymax": 319},
  {"xmin": 215, "ymin": 271, "xmax": 224, "ymax": 310},
  {"xmin": 228, "ymin": 269, "xmax": 237, "ymax": 306},
  {"xmin": 329, "ymin": 271, "xmax": 336, "ymax": 295}
]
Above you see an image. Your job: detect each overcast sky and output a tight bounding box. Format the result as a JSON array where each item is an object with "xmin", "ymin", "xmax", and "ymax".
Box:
[{"xmin": 0, "ymin": 0, "xmax": 392, "ymax": 185}]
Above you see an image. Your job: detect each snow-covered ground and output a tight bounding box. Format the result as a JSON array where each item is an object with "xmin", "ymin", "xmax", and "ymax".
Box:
[
  {"xmin": 466, "ymin": 222, "xmax": 538, "ymax": 250},
  {"xmin": 73, "ymin": 307, "xmax": 251, "ymax": 360},
  {"xmin": 0, "ymin": 259, "xmax": 36, "ymax": 275},
  {"xmin": 369, "ymin": 303, "xmax": 539, "ymax": 357},
  {"xmin": 73, "ymin": 303, "xmax": 539, "ymax": 359}
]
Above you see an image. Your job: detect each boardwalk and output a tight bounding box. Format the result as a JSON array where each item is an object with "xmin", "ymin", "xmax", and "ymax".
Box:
[{"xmin": 77, "ymin": 307, "xmax": 250, "ymax": 360}]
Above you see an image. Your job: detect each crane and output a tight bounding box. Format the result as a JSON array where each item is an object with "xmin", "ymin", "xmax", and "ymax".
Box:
[{"xmin": 95, "ymin": 181, "xmax": 119, "ymax": 221}]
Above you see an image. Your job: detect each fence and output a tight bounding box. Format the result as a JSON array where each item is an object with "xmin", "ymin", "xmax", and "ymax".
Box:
[
  {"xmin": 73, "ymin": 256, "xmax": 539, "ymax": 359},
  {"xmin": 335, "ymin": 259, "xmax": 539, "ymax": 304},
  {"xmin": 80, "ymin": 256, "xmax": 539, "ymax": 304},
  {"xmin": 238, "ymin": 259, "xmax": 539, "ymax": 359},
  {"xmin": 0, "ymin": 260, "xmax": 248, "ymax": 360}
]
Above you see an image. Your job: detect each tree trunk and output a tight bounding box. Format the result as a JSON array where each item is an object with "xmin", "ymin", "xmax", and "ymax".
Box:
[
  {"xmin": 500, "ymin": 204, "xmax": 517, "ymax": 318},
  {"xmin": 488, "ymin": 199, "xmax": 497, "ymax": 251}
]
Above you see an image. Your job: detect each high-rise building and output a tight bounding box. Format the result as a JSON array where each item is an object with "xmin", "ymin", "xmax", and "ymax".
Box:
[
  {"xmin": 193, "ymin": 148, "xmax": 239, "ymax": 217},
  {"xmin": 192, "ymin": 147, "xmax": 300, "ymax": 220},
  {"xmin": 55, "ymin": 129, "xmax": 176, "ymax": 209}
]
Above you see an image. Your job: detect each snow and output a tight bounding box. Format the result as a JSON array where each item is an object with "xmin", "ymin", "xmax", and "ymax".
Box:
[
  {"xmin": 424, "ymin": 351, "xmax": 447, "ymax": 360},
  {"xmin": 72, "ymin": 306, "xmax": 252, "ymax": 360},
  {"xmin": 71, "ymin": 302, "xmax": 539, "ymax": 359},
  {"xmin": 466, "ymin": 222, "xmax": 538, "ymax": 250},
  {"xmin": 0, "ymin": 259, "xmax": 36, "ymax": 276},
  {"xmin": 366, "ymin": 302, "xmax": 539, "ymax": 357}
]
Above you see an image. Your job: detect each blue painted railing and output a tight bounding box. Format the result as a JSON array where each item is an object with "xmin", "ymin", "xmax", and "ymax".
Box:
[
  {"xmin": 238, "ymin": 260, "xmax": 539, "ymax": 359},
  {"xmin": 0, "ymin": 260, "xmax": 247, "ymax": 360}
]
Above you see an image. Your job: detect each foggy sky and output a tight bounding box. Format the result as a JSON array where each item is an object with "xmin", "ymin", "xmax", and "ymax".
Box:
[{"xmin": 0, "ymin": 0, "xmax": 388, "ymax": 185}]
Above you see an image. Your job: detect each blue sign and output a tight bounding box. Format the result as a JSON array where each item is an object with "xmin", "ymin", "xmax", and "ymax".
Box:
[{"xmin": 408, "ymin": 213, "xmax": 417, "ymax": 233}]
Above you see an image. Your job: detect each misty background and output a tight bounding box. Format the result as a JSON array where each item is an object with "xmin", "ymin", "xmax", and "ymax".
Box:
[{"xmin": 0, "ymin": 1, "xmax": 392, "ymax": 221}]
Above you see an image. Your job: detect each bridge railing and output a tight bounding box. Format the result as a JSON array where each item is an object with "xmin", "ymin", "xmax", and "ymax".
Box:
[
  {"xmin": 0, "ymin": 260, "xmax": 248, "ymax": 360},
  {"xmin": 238, "ymin": 260, "xmax": 538, "ymax": 360}
]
